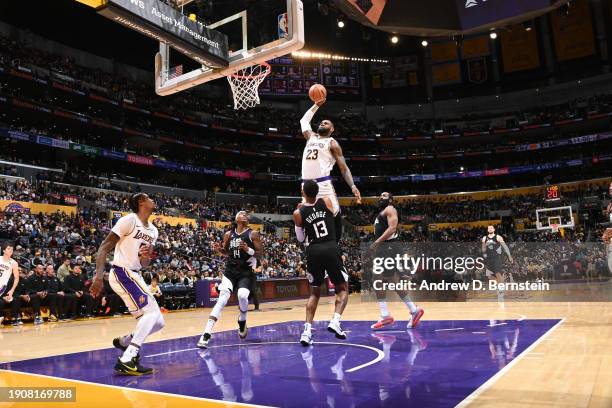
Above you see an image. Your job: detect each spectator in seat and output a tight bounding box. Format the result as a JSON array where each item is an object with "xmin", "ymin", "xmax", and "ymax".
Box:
[
  {"xmin": 149, "ymin": 276, "xmax": 164, "ymax": 308},
  {"xmin": 98, "ymin": 271, "xmax": 122, "ymax": 316},
  {"xmin": 44, "ymin": 264, "xmax": 66, "ymax": 321},
  {"xmin": 15, "ymin": 267, "xmax": 42, "ymax": 325},
  {"xmin": 63, "ymin": 265, "xmax": 94, "ymax": 318},
  {"xmin": 57, "ymin": 258, "xmax": 72, "ymax": 282},
  {"xmin": 28, "ymin": 264, "xmax": 55, "ymax": 323}
]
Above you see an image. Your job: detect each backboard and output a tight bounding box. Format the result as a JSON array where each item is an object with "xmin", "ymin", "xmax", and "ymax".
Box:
[
  {"xmin": 535, "ymin": 205, "xmax": 575, "ymax": 233},
  {"xmin": 155, "ymin": 0, "xmax": 304, "ymax": 96}
]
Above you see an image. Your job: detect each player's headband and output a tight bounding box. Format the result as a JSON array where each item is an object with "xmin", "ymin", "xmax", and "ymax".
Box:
[{"xmin": 235, "ymin": 211, "xmax": 248, "ymax": 221}]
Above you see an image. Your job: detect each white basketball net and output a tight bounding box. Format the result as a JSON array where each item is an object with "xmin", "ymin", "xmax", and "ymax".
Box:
[{"xmin": 227, "ymin": 62, "xmax": 271, "ymax": 110}]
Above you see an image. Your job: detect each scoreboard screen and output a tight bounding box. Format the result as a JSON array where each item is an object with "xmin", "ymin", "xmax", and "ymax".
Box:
[
  {"xmin": 259, "ymin": 57, "xmax": 360, "ymax": 96},
  {"xmin": 545, "ymin": 185, "xmax": 561, "ymax": 202}
]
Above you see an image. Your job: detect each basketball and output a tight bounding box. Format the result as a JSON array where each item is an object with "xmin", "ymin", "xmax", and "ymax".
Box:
[{"xmin": 309, "ymin": 84, "xmax": 327, "ymax": 103}]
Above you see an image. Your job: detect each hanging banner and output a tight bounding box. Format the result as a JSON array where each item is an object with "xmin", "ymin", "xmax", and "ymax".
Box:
[
  {"xmin": 467, "ymin": 58, "xmax": 488, "ymax": 84},
  {"xmin": 431, "ymin": 41, "xmax": 458, "ymax": 63},
  {"xmin": 551, "ymin": 0, "xmax": 596, "ymax": 61},
  {"xmin": 432, "ymin": 62, "xmax": 462, "ymax": 86},
  {"xmin": 500, "ymin": 25, "xmax": 540, "ymax": 72},
  {"xmin": 461, "ymin": 36, "xmax": 490, "ymax": 59}
]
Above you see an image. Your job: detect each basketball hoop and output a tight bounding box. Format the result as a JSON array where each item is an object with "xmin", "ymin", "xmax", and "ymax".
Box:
[
  {"xmin": 226, "ymin": 62, "xmax": 271, "ymax": 110},
  {"xmin": 551, "ymin": 224, "xmax": 560, "ymax": 234}
]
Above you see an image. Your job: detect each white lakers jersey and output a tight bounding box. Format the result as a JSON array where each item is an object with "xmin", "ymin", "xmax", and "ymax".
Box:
[
  {"xmin": 111, "ymin": 213, "xmax": 158, "ymax": 271},
  {"xmin": 0, "ymin": 256, "xmax": 16, "ymax": 295},
  {"xmin": 302, "ymin": 136, "xmax": 336, "ymax": 180}
]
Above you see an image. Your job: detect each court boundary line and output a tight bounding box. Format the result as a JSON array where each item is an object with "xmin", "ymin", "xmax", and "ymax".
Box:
[
  {"xmin": 0, "ymin": 369, "xmax": 270, "ymax": 408},
  {"xmin": 144, "ymin": 341, "xmax": 385, "ymax": 373},
  {"xmin": 455, "ymin": 317, "xmax": 565, "ymax": 408}
]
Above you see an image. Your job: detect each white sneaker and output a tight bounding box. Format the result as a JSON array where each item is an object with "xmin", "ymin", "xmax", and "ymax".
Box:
[
  {"xmin": 300, "ymin": 330, "xmax": 313, "ymax": 346},
  {"xmin": 197, "ymin": 333, "xmax": 211, "ymax": 349},
  {"xmin": 327, "ymin": 320, "xmax": 347, "ymax": 340},
  {"xmin": 0, "ymin": 316, "xmax": 4, "ymax": 326}
]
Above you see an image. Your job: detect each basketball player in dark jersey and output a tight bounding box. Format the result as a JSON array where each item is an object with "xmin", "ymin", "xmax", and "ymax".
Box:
[
  {"xmin": 294, "ymin": 180, "xmax": 349, "ymax": 346},
  {"xmin": 369, "ymin": 192, "xmax": 424, "ymax": 330},
  {"xmin": 481, "ymin": 225, "xmax": 513, "ymax": 304},
  {"xmin": 197, "ymin": 211, "xmax": 263, "ymax": 348}
]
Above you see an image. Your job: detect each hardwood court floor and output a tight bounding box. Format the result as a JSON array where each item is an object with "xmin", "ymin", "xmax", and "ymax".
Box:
[{"xmin": 0, "ymin": 295, "xmax": 610, "ymax": 407}]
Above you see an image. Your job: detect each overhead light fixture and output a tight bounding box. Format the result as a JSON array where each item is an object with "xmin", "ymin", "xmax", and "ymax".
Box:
[
  {"xmin": 391, "ymin": 35, "xmax": 399, "ymax": 44},
  {"xmin": 421, "ymin": 40, "xmax": 428, "ymax": 47},
  {"xmin": 337, "ymin": 20, "xmax": 345, "ymax": 28},
  {"xmin": 489, "ymin": 31, "xmax": 497, "ymax": 39}
]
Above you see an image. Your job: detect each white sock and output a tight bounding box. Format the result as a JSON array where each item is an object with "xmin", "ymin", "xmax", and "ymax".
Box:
[
  {"xmin": 120, "ymin": 344, "xmax": 140, "ymax": 362},
  {"xmin": 332, "ymin": 312, "xmax": 342, "ymax": 323},
  {"xmin": 402, "ymin": 295, "xmax": 417, "ymax": 314},
  {"xmin": 378, "ymin": 301, "xmax": 389, "ymax": 318},
  {"xmin": 205, "ymin": 318, "xmax": 216, "ymax": 334},
  {"xmin": 304, "ymin": 322, "xmax": 312, "ymax": 332},
  {"xmin": 120, "ymin": 334, "xmax": 133, "ymax": 347},
  {"xmin": 498, "ymin": 288, "xmax": 504, "ymax": 302}
]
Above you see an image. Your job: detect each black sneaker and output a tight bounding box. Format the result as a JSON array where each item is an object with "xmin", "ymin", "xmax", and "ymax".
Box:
[
  {"xmin": 238, "ymin": 320, "xmax": 248, "ymax": 339},
  {"xmin": 33, "ymin": 316, "xmax": 43, "ymax": 325},
  {"xmin": 197, "ymin": 332, "xmax": 211, "ymax": 349},
  {"xmin": 113, "ymin": 337, "xmax": 128, "ymax": 352},
  {"xmin": 114, "ymin": 356, "xmax": 153, "ymax": 376}
]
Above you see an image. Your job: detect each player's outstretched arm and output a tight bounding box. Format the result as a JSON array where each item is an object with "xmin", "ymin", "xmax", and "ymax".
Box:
[
  {"xmin": 300, "ymin": 101, "xmax": 324, "ymax": 140},
  {"xmin": 330, "ymin": 140, "xmax": 361, "ymax": 204},
  {"xmin": 91, "ymin": 231, "xmax": 120, "ymax": 297}
]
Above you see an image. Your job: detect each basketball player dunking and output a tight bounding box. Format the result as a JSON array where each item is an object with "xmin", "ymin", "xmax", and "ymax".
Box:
[
  {"xmin": 0, "ymin": 243, "xmax": 20, "ymax": 327},
  {"xmin": 295, "ymin": 180, "xmax": 349, "ymax": 346},
  {"xmin": 197, "ymin": 211, "xmax": 263, "ymax": 349},
  {"xmin": 370, "ymin": 192, "xmax": 424, "ymax": 330},
  {"xmin": 91, "ymin": 193, "xmax": 163, "ymax": 376},
  {"xmin": 300, "ymin": 99, "xmax": 361, "ymax": 242},
  {"xmin": 481, "ymin": 225, "xmax": 514, "ymax": 304}
]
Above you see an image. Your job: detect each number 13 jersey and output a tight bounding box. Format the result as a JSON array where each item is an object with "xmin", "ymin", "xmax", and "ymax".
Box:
[{"xmin": 299, "ymin": 199, "xmax": 336, "ymax": 245}]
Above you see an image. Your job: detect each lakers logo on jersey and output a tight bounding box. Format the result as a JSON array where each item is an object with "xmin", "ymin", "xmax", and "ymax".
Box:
[{"xmin": 134, "ymin": 230, "xmax": 155, "ymax": 244}]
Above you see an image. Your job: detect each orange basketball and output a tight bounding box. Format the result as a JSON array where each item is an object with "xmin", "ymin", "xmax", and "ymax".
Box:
[{"xmin": 309, "ymin": 84, "xmax": 327, "ymax": 103}]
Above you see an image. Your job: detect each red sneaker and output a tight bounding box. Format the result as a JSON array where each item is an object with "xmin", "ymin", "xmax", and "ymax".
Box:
[
  {"xmin": 407, "ymin": 308, "xmax": 424, "ymax": 329},
  {"xmin": 370, "ymin": 316, "xmax": 395, "ymax": 330}
]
